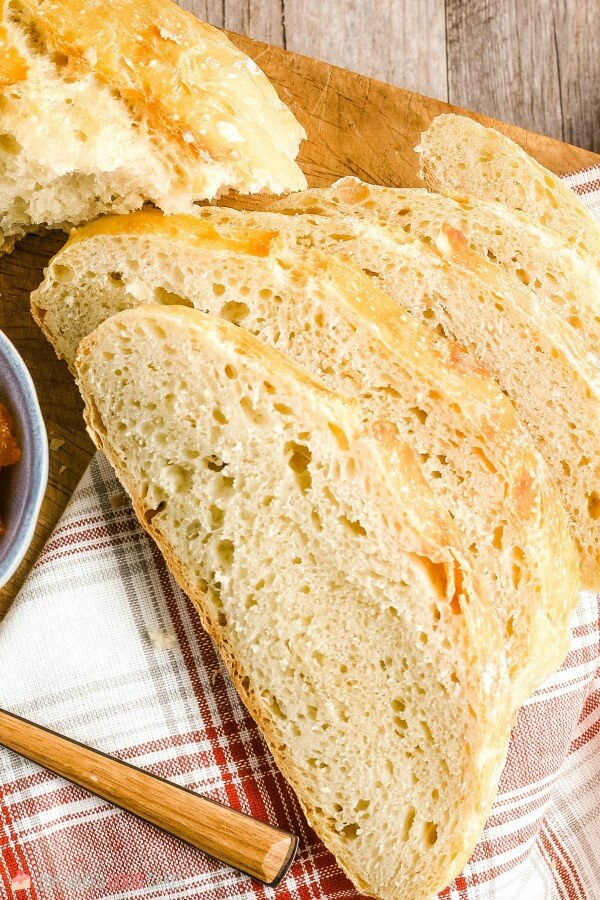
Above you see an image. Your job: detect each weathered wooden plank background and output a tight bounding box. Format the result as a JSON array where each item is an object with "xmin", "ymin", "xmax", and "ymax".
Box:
[{"xmin": 180, "ymin": 0, "xmax": 599, "ymax": 152}]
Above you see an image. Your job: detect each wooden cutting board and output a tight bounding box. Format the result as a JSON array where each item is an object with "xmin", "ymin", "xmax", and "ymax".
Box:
[{"xmin": 1, "ymin": 31, "xmax": 599, "ymax": 617}]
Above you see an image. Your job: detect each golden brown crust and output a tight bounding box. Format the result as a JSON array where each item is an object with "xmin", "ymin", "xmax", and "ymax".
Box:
[
  {"xmin": 17, "ymin": 0, "xmax": 306, "ymax": 191},
  {"xmin": 64, "ymin": 209, "xmax": 279, "ymax": 257}
]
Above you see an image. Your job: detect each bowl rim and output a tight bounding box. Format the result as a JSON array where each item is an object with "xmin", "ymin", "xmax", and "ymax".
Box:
[{"xmin": 0, "ymin": 328, "xmax": 48, "ymax": 589}]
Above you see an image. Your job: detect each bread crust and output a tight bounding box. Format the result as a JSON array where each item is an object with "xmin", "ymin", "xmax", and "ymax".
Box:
[
  {"xmin": 77, "ymin": 306, "xmax": 512, "ymax": 900},
  {"xmin": 17, "ymin": 0, "xmax": 306, "ymax": 192}
]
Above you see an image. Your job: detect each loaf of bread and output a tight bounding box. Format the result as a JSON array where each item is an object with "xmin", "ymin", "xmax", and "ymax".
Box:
[
  {"xmin": 418, "ymin": 114, "xmax": 600, "ymax": 264},
  {"xmin": 32, "ymin": 209, "xmax": 579, "ymax": 706},
  {"xmin": 0, "ymin": 0, "xmax": 306, "ymax": 250},
  {"xmin": 76, "ymin": 304, "xmax": 512, "ymax": 900},
  {"xmin": 270, "ymin": 174, "xmax": 600, "ymax": 364},
  {"xmin": 266, "ymin": 184, "xmax": 600, "ymax": 588}
]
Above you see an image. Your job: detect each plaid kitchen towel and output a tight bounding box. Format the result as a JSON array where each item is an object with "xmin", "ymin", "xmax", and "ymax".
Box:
[{"xmin": 0, "ymin": 170, "xmax": 600, "ymax": 900}]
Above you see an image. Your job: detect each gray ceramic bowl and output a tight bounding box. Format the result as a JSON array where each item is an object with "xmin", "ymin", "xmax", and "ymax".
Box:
[{"xmin": 0, "ymin": 329, "xmax": 48, "ymax": 589}]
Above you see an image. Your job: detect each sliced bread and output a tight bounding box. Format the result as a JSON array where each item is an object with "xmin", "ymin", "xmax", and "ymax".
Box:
[
  {"xmin": 32, "ymin": 210, "xmax": 579, "ymax": 704},
  {"xmin": 417, "ymin": 114, "xmax": 600, "ymax": 264},
  {"xmin": 261, "ymin": 191, "xmax": 600, "ymax": 587},
  {"xmin": 269, "ymin": 175, "xmax": 600, "ymax": 362},
  {"xmin": 0, "ymin": 0, "xmax": 306, "ymax": 250},
  {"xmin": 76, "ymin": 304, "xmax": 512, "ymax": 900}
]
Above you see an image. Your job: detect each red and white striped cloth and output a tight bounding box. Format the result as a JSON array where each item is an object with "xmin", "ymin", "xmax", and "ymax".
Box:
[{"xmin": 0, "ymin": 169, "xmax": 599, "ymax": 900}]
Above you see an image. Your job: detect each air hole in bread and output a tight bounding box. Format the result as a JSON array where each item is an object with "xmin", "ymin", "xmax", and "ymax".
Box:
[
  {"xmin": 338, "ymin": 515, "xmax": 366, "ymax": 537},
  {"xmin": 423, "ymin": 821, "xmax": 438, "ymax": 847},
  {"xmin": 0, "ymin": 133, "xmax": 21, "ymax": 155},
  {"xmin": 220, "ymin": 300, "xmax": 250, "ymax": 324},
  {"xmin": 587, "ymin": 491, "xmax": 600, "ymax": 520},
  {"xmin": 217, "ymin": 539, "xmax": 234, "ymax": 567},
  {"xmin": 209, "ymin": 504, "xmax": 224, "ymax": 530},
  {"xmin": 206, "ymin": 454, "xmax": 226, "ymax": 472},
  {"xmin": 326, "ymin": 422, "xmax": 349, "ymax": 451},
  {"xmin": 224, "ymin": 363, "xmax": 237, "ymax": 379},
  {"xmin": 51, "ymin": 51, "xmax": 69, "ymax": 68},
  {"xmin": 162, "ymin": 464, "xmax": 191, "ymax": 494},
  {"xmin": 341, "ymin": 823, "xmax": 359, "ymax": 840},
  {"xmin": 212, "ymin": 283, "xmax": 226, "ymax": 297},
  {"xmin": 409, "ymin": 406, "xmax": 428, "ymax": 425},
  {"xmin": 402, "ymin": 807, "xmax": 416, "ymax": 841},
  {"xmin": 144, "ymin": 500, "xmax": 166, "ymax": 524},
  {"xmin": 285, "ymin": 441, "xmax": 312, "ymax": 493},
  {"xmin": 421, "ymin": 720, "xmax": 434, "ymax": 743},
  {"xmin": 186, "ymin": 519, "xmax": 201, "ymax": 541},
  {"xmin": 492, "ymin": 525, "xmax": 503, "ymax": 550},
  {"xmin": 380, "ymin": 384, "xmax": 401, "ymax": 400},
  {"xmin": 154, "ymin": 287, "xmax": 193, "ymax": 307},
  {"xmin": 212, "ymin": 408, "xmax": 228, "ymax": 425},
  {"xmin": 268, "ymin": 695, "xmax": 286, "ymax": 720},
  {"xmin": 239, "ymin": 395, "xmax": 268, "ymax": 425},
  {"xmin": 472, "ymin": 447, "xmax": 497, "ymax": 474}
]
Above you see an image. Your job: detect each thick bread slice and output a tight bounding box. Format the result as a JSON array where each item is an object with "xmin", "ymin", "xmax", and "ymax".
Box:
[
  {"xmin": 262, "ymin": 191, "xmax": 600, "ymax": 587},
  {"xmin": 417, "ymin": 114, "xmax": 600, "ymax": 264},
  {"xmin": 32, "ymin": 210, "xmax": 579, "ymax": 705},
  {"xmin": 0, "ymin": 0, "xmax": 305, "ymax": 250},
  {"xmin": 269, "ymin": 175, "xmax": 600, "ymax": 363},
  {"xmin": 76, "ymin": 305, "xmax": 511, "ymax": 900}
]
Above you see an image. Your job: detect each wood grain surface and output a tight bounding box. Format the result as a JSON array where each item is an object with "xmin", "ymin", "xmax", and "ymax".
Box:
[
  {"xmin": 1, "ymin": 14, "xmax": 599, "ymax": 618},
  {"xmin": 180, "ymin": 0, "xmax": 599, "ymax": 153}
]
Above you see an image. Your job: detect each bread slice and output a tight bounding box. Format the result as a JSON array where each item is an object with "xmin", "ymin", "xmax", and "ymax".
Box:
[
  {"xmin": 262, "ymin": 188, "xmax": 600, "ymax": 587},
  {"xmin": 269, "ymin": 175, "xmax": 600, "ymax": 363},
  {"xmin": 32, "ymin": 209, "xmax": 579, "ymax": 705},
  {"xmin": 0, "ymin": 0, "xmax": 306, "ymax": 250},
  {"xmin": 76, "ymin": 304, "xmax": 512, "ymax": 900},
  {"xmin": 417, "ymin": 114, "xmax": 600, "ymax": 264}
]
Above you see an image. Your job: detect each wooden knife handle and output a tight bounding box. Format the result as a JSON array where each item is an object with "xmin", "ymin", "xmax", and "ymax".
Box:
[{"xmin": 0, "ymin": 708, "xmax": 297, "ymax": 886}]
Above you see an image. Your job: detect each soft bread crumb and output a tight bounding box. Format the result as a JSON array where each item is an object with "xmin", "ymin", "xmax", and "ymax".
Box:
[
  {"xmin": 148, "ymin": 628, "xmax": 178, "ymax": 651},
  {"xmin": 76, "ymin": 305, "xmax": 512, "ymax": 900},
  {"xmin": 33, "ymin": 206, "xmax": 579, "ymax": 705}
]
